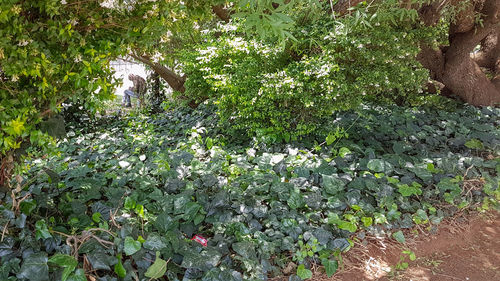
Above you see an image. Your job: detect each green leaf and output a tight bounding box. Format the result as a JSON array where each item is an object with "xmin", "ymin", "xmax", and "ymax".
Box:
[
  {"xmin": 297, "ymin": 264, "xmax": 312, "ymax": 280},
  {"xmin": 181, "ymin": 202, "xmax": 201, "ymax": 221},
  {"xmin": 206, "ymin": 137, "xmax": 213, "ymax": 149},
  {"xmin": 145, "ymin": 251, "xmax": 167, "ymax": 279},
  {"xmin": 154, "ymin": 211, "xmax": 178, "ymax": 233},
  {"xmin": 374, "ymin": 212, "xmax": 387, "ymax": 224},
  {"xmin": 337, "ymin": 221, "xmax": 357, "ymax": 233},
  {"xmin": 124, "ymin": 236, "xmax": 141, "ymax": 256},
  {"xmin": 193, "ymin": 213, "xmax": 205, "ymax": 225},
  {"xmin": 20, "ymin": 200, "xmax": 37, "ymax": 215},
  {"xmin": 232, "ymin": 241, "xmax": 257, "ymax": 259},
  {"xmin": 114, "ymin": 256, "xmax": 126, "ymax": 278},
  {"xmin": 92, "ymin": 212, "xmax": 101, "ymax": 223},
  {"xmin": 18, "ymin": 253, "xmax": 49, "ymax": 281},
  {"xmin": 35, "ymin": 219, "xmax": 52, "ymax": 240},
  {"xmin": 5, "ymin": 118, "xmax": 25, "ymax": 136},
  {"xmin": 322, "ymin": 258, "xmax": 338, "ymax": 277},
  {"xmin": 66, "ymin": 269, "xmax": 86, "ymax": 281},
  {"xmin": 367, "ymin": 159, "xmax": 393, "ymax": 173},
  {"xmin": 413, "ymin": 209, "xmax": 429, "ymax": 224},
  {"xmin": 49, "ymin": 254, "xmax": 77, "ymax": 281},
  {"xmin": 338, "ymin": 147, "xmax": 351, "ymax": 158},
  {"xmin": 326, "ymin": 133, "xmax": 336, "ymax": 145},
  {"xmin": 403, "ymin": 250, "xmax": 416, "ymax": 261},
  {"xmin": 288, "ymin": 191, "xmax": 304, "ymax": 209},
  {"xmin": 465, "ymin": 139, "xmax": 484, "ymax": 149},
  {"xmin": 398, "ymin": 182, "xmax": 422, "ymax": 197},
  {"xmin": 124, "ymin": 197, "xmax": 136, "ymax": 209},
  {"xmin": 327, "ymin": 213, "xmax": 341, "ymax": 225},
  {"xmin": 392, "ymin": 230, "xmax": 405, "ymax": 244},
  {"xmin": 322, "ymin": 175, "xmax": 345, "ymax": 195},
  {"xmin": 361, "ymin": 217, "xmax": 373, "ymax": 227}
]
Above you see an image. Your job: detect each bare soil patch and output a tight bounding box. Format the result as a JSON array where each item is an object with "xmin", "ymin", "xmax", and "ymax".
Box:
[{"xmin": 312, "ymin": 212, "xmax": 500, "ymax": 281}]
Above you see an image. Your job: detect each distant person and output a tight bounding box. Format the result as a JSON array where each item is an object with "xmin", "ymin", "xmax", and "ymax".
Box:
[{"xmin": 122, "ymin": 74, "xmax": 146, "ymax": 107}]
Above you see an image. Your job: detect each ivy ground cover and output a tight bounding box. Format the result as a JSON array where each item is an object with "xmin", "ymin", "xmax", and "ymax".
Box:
[{"xmin": 1, "ymin": 104, "xmax": 499, "ymax": 281}]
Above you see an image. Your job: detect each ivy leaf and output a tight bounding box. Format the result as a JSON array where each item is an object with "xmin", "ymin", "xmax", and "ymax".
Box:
[
  {"xmin": 124, "ymin": 236, "xmax": 141, "ymax": 256},
  {"xmin": 338, "ymin": 147, "xmax": 351, "ymax": 157},
  {"xmin": 154, "ymin": 211, "xmax": 178, "ymax": 233},
  {"xmin": 20, "ymin": 200, "xmax": 37, "ymax": 215},
  {"xmin": 392, "ymin": 230, "xmax": 405, "ymax": 244},
  {"xmin": 35, "ymin": 219, "xmax": 52, "ymax": 240},
  {"xmin": 374, "ymin": 213, "xmax": 387, "ymax": 224},
  {"xmin": 287, "ymin": 191, "xmax": 304, "ymax": 209},
  {"xmin": 17, "ymin": 253, "xmax": 49, "ymax": 281},
  {"xmin": 145, "ymin": 251, "xmax": 167, "ymax": 279},
  {"xmin": 465, "ymin": 139, "xmax": 484, "ymax": 149},
  {"xmin": 114, "ymin": 255, "xmax": 126, "ymax": 278},
  {"xmin": 296, "ymin": 264, "xmax": 312, "ymax": 280},
  {"xmin": 361, "ymin": 217, "xmax": 373, "ymax": 227},
  {"xmin": 66, "ymin": 269, "xmax": 87, "ymax": 281},
  {"xmin": 48, "ymin": 254, "xmax": 77, "ymax": 281},
  {"xmin": 337, "ymin": 221, "xmax": 357, "ymax": 233},
  {"xmin": 181, "ymin": 202, "xmax": 201, "ymax": 221},
  {"xmin": 326, "ymin": 134, "xmax": 336, "ymax": 145},
  {"xmin": 124, "ymin": 197, "xmax": 136, "ymax": 209},
  {"xmin": 322, "ymin": 258, "xmax": 338, "ymax": 277},
  {"xmin": 367, "ymin": 159, "xmax": 393, "ymax": 173},
  {"xmin": 232, "ymin": 241, "xmax": 257, "ymax": 259},
  {"xmin": 398, "ymin": 182, "xmax": 422, "ymax": 197},
  {"xmin": 322, "ymin": 175, "xmax": 345, "ymax": 195}
]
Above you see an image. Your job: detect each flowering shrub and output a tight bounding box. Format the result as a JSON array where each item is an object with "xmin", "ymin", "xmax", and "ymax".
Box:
[{"xmin": 183, "ymin": 16, "xmax": 431, "ymax": 140}]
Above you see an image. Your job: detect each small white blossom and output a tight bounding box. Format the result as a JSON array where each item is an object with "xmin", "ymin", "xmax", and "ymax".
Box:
[
  {"xmin": 11, "ymin": 75, "xmax": 19, "ymax": 82},
  {"xmin": 61, "ymin": 0, "xmax": 67, "ymax": 4},
  {"xmin": 69, "ymin": 18, "xmax": 78, "ymax": 26},
  {"xmin": 18, "ymin": 39, "xmax": 29, "ymax": 46}
]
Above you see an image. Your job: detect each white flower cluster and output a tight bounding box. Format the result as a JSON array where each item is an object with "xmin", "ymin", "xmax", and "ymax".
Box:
[
  {"xmin": 17, "ymin": 39, "xmax": 32, "ymax": 46},
  {"xmin": 74, "ymin": 54, "xmax": 82, "ymax": 63},
  {"xmin": 196, "ymin": 46, "xmax": 218, "ymax": 63}
]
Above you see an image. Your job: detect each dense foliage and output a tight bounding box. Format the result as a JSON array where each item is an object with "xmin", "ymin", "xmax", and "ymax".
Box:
[
  {"xmin": 1, "ymin": 103, "xmax": 498, "ymax": 280},
  {"xmin": 1, "ymin": 1, "xmax": 499, "ymax": 280},
  {"xmin": 0, "ymin": 0, "xmax": 225, "ymax": 184},
  {"xmin": 183, "ymin": 5, "xmax": 432, "ymax": 139}
]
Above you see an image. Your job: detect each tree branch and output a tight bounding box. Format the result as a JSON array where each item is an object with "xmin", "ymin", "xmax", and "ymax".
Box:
[
  {"xmin": 471, "ymin": 30, "xmax": 500, "ymax": 70},
  {"xmin": 130, "ymin": 54, "xmax": 185, "ymax": 93},
  {"xmin": 447, "ymin": 0, "xmax": 500, "ymax": 59}
]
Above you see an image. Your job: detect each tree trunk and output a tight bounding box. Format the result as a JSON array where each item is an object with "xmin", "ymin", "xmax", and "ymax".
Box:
[
  {"xmin": 130, "ymin": 54, "xmax": 186, "ymax": 93},
  {"xmin": 130, "ymin": 54, "xmax": 204, "ymax": 108},
  {"xmin": 442, "ymin": 54, "xmax": 500, "ymax": 105},
  {"xmin": 417, "ymin": 0, "xmax": 500, "ymax": 106},
  {"xmin": 471, "ymin": 30, "xmax": 500, "ymax": 70}
]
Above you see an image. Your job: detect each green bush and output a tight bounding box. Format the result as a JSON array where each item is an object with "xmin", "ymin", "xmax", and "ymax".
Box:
[{"xmin": 183, "ymin": 13, "xmax": 431, "ymax": 140}]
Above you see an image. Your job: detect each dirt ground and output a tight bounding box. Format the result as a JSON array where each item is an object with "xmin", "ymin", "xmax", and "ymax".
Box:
[{"xmin": 309, "ymin": 212, "xmax": 500, "ymax": 281}]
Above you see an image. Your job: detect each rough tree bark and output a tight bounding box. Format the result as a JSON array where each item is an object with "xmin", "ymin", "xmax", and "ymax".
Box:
[
  {"xmin": 471, "ymin": 30, "xmax": 500, "ymax": 70},
  {"xmin": 417, "ymin": 0, "xmax": 500, "ymax": 106}
]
